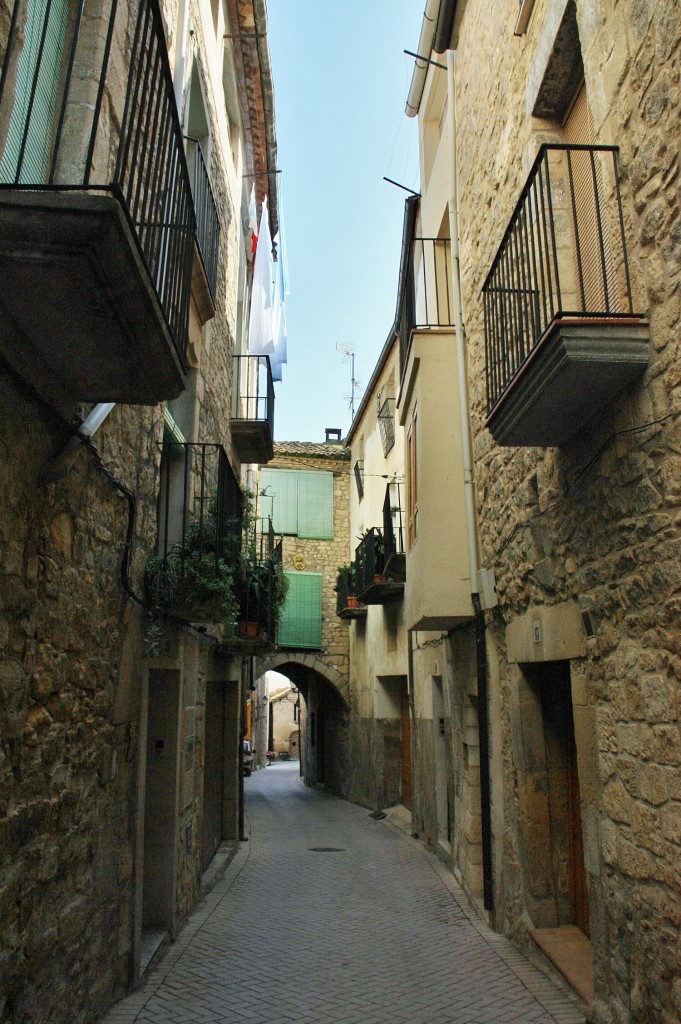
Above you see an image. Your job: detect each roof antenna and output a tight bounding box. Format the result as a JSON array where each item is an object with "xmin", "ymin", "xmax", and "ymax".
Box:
[{"xmin": 336, "ymin": 343, "xmax": 362, "ymax": 421}]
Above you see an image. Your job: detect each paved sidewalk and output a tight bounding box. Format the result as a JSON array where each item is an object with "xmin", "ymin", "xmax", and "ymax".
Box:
[{"xmin": 103, "ymin": 763, "xmax": 586, "ymax": 1024}]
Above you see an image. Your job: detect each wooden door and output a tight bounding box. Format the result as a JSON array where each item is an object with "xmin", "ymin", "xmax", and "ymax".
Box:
[
  {"xmin": 401, "ymin": 687, "xmax": 412, "ymax": 810},
  {"xmin": 568, "ymin": 743, "xmax": 590, "ymax": 936}
]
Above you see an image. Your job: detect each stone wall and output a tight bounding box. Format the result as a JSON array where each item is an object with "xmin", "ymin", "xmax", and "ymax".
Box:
[
  {"xmin": 451, "ymin": 1, "xmax": 681, "ymax": 1020},
  {"xmin": 0, "ymin": 372, "xmax": 159, "ymax": 1023}
]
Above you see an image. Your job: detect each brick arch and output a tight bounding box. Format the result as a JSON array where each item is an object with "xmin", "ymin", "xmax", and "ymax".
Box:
[{"xmin": 256, "ymin": 652, "xmax": 349, "ymax": 709}]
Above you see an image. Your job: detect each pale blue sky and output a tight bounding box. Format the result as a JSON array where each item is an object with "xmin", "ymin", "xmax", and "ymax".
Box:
[{"xmin": 266, "ymin": 1, "xmax": 422, "ymax": 442}]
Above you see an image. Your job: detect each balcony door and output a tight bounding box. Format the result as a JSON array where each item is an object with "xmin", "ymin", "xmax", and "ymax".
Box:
[{"xmin": 0, "ymin": 0, "xmax": 69, "ymax": 183}]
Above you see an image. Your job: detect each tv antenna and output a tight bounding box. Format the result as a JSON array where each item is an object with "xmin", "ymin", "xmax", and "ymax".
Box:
[{"xmin": 336, "ymin": 343, "xmax": 362, "ymax": 420}]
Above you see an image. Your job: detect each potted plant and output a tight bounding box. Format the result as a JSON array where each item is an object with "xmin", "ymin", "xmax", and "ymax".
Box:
[
  {"xmin": 145, "ymin": 547, "xmax": 238, "ymax": 626},
  {"xmin": 335, "ymin": 563, "xmax": 358, "ymax": 608}
]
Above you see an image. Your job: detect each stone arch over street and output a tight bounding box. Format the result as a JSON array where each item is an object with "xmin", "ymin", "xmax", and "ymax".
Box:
[
  {"xmin": 255, "ymin": 653, "xmax": 351, "ymax": 797},
  {"xmin": 257, "ymin": 652, "xmax": 350, "ymax": 709}
]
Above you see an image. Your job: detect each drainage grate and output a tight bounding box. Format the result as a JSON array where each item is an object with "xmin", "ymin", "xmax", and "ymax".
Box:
[{"xmin": 307, "ymin": 847, "xmax": 345, "ymax": 853}]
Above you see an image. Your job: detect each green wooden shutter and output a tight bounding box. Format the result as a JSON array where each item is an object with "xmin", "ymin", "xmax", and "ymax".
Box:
[
  {"xmin": 297, "ymin": 471, "xmax": 333, "ymax": 539},
  {"xmin": 0, "ymin": 0, "xmax": 68, "ymax": 184},
  {"xmin": 261, "ymin": 469, "xmax": 299, "ymax": 535},
  {"xmin": 278, "ymin": 572, "xmax": 322, "ymax": 649}
]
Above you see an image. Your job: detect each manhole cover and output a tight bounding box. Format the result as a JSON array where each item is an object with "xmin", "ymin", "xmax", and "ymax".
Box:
[{"xmin": 307, "ymin": 847, "xmax": 345, "ymax": 853}]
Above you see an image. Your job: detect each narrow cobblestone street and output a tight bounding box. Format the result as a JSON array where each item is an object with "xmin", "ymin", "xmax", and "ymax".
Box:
[{"xmin": 104, "ymin": 764, "xmax": 586, "ymax": 1024}]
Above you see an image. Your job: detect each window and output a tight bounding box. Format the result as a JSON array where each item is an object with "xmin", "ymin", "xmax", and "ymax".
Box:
[
  {"xmin": 0, "ymin": 0, "xmax": 69, "ymax": 183},
  {"xmin": 278, "ymin": 572, "xmax": 323, "ymax": 649},
  {"xmin": 407, "ymin": 408, "xmax": 418, "ymax": 547},
  {"xmin": 260, "ymin": 469, "xmax": 333, "ymax": 539}
]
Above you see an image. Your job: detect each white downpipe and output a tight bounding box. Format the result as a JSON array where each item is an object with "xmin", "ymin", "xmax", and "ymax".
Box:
[
  {"xmin": 446, "ymin": 48, "xmax": 480, "ymax": 596},
  {"xmin": 405, "ymin": 0, "xmax": 441, "ymax": 118},
  {"xmin": 79, "ymin": 402, "xmax": 116, "ymax": 438},
  {"xmin": 41, "ymin": 403, "xmax": 116, "ymax": 484}
]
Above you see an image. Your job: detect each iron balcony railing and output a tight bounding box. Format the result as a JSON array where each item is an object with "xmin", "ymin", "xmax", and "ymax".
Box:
[
  {"xmin": 238, "ymin": 540, "xmax": 282, "ymax": 644},
  {"xmin": 353, "ymin": 459, "xmax": 364, "ymax": 500},
  {"xmin": 149, "ymin": 442, "xmax": 243, "ymax": 622},
  {"xmin": 354, "ymin": 528, "xmax": 385, "ymax": 595},
  {"xmin": 157, "ymin": 441, "xmax": 242, "ymax": 566},
  {"xmin": 0, "ymin": 0, "xmax": 195, "ymax": 366},
  {"xmin": 378, "ymin": 397, "xmax": 395, "ymax": 457},
  {"xmin": 399, "ymin": 235, "xmax": 454, "ymax": 374},
  {"xmin": 185, "ymin": 136, "xmax": 220, "ymax": 301},
  {"xmin": 335, "ymin": 571, "xmax": 355, "ymax": 616},
  {"xmin": 483, "ymin": 144, "xmax": 642, "ymax": 414},
  {"xmin": 232, "ymin": 354, "xmax": 275, "ymax": 433},
  {"xmin": 383, "ymin": 482, "xmax": 405, "ymax": 562}
]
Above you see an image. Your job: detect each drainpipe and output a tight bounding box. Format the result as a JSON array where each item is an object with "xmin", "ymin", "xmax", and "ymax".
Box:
[
  {"xmin": 42, "ymin": 402, "xmax": 116, "ymax": 484},
  {"xmin": 405, "ymin": 0, "xmax": 441, "ymax": 118},
  {"xmin": 446, "ymin": 48, "xmax": 494, "ymax": 914}
]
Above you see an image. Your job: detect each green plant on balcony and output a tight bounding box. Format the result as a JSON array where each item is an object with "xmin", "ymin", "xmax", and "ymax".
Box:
[
  {"xmin": 334, "ymin": 563, "xmax": 356, "ymax": 594},
  {"xmin": 145, "ymin": 548, "xmax": 238, "ymax": 626}
]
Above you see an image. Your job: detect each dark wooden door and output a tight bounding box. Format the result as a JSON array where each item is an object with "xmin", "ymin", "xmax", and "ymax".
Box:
[
  {"xmin": 401, "ymin": 687, "xmax": 412, "ymax": 810},
  {"xmin": 202, "ymin": 682, "xmax": 225, "ymax": 872}
]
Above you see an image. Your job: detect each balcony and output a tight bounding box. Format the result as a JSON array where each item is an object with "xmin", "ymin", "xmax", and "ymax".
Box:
[
  {"xmin": 227, "ymin": 532, "xmax": 283, "ymax": 654},
  {"xmin": 483, "ymin": 144, "xmax": 649, "ymax": 446},
  {"xmin": 146, "ymin": 442, "xmax": 243, "ymax": 625},
  {"xmin": 335, "ymin": 571, "xmax": 366, "ymax": 621},
  {"xmin": 398, "ymin": 225, "xmax": 454, "ymax": 378},
  {"xmin": 231, "ymin": 354, "xmax": 275, "ymax": 464},
  {"xmin": 185, "ymin": 136, "xmax": 220, "ymax": 320},
  {"xmin": 355, "ymin": 526, "xmax": 404, "ymax": 605},
  {"xmin": 0, "ymin": 0, "xmax": 196, "ymax": 405},
  {"xmin": 383, "ymin": 481, "xmax": 406, "ymax": 582}
]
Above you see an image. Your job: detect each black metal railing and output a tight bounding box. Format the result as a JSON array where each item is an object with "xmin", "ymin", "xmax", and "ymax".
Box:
[
  {"xmin": 383, "ymin": 482, "xmax": 405, "ymax": 560},
  {"xmin": 353, "ymin": 459, "xmax": 364, "ymax": 500},
  {"xmin": 185, "ymin": 136, "xmax": 220, "ymax": 300},
  {"xmin": 232, "ymin": 354, "xmax": 275, "ymax": 433},
  {"xmin": 238, "ymin": 535, "xmax": 283, "ymax": 644},
  {"xmin": 335, "ymin": 572, "xmax": 354, "ymax": 616},
  {"xmin": 355, "ymin": 528, "xmax": 384, "ymax": 595},
  {"xmin": 378, "ymin": 398, "xmax": 395, "ymax": 457},
  {"xmin": 147, "ymin": 442, "xmax": 243, "ymax": 621},
  {"xmin": 157, "ymin": 441, "xmax": 242, "ymax": 567},
  {"xmin": 483, "ymin": 144, "xmax": 641, "ymax": 414},
  {"xmin": 398, "ymin": 234, "xmax": 453, "ymax": 374},
  {"xmin": 0, "ymin": 0, "xmax": 195, "ymax": 365}
]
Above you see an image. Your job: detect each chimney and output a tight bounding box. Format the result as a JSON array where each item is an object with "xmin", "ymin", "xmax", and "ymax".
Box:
[{"xmin": 325, "ymin": 428, "xmax": 342, "ymax": 444}]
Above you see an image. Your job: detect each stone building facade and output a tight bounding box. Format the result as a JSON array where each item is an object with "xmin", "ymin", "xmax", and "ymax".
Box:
[
  {"xmin": 399, "ymin": 1, "xmax": 681, "ymax": 1021},
  {"xmin": 254, "ymin": 440, "xmax": 352, "ymax": 794},
  {"xmin": 0, "ymin": 1, "xmax": 279, "ymax": 1021}
]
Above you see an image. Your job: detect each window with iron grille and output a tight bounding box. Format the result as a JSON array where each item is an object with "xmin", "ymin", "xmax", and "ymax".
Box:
[
  {"xmin": 378, "ymin": 398, "xmax": 395, "ymax": 457},
  {"xmin": 353, "ymin": 460, "xmax": 364, "ymax": 500}
]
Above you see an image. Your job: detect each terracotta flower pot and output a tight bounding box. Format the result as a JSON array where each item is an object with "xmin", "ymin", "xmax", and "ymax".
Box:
[{"xmin": 237, "ymin": 620, "xmax": 258, "ymax": 639}]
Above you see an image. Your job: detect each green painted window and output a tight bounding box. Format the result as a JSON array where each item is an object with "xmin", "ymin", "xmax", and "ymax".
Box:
[
  {"xmin": 278, "ymin": 572, "xmax": 322, "ymax": 649},
  {"xmin": 0, "ymin": 0, "xmax": 69, "ymax": 183},
  {"xmin": 260, "ymin": 469, "xmax": 333, "ymax": 539}
]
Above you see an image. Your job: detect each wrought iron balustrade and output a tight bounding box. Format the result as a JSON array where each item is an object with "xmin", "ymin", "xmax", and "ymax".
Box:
[
  {"xmin": 397, "ymin": 231, "xmax": 454, "ymax": 374},
  {"xmin": 383, "ymin": 482, "xmax": 405, "ymax": 562},
  {"xmin": 354, "ymin": 528, "xmax": 384, "ymax": 596},
  {"xmin": 185, "ymin": 136, "xmax": 220, "ymax": 301},
  {"xmin": 232, "ymin": 355, "xmax": 275, "ymax": 430},
  {"xmin": 482, "ymin": 144, "xmax": 643, "ymax": 415},
  {"xmin": 0, "ymin": 0, "xmax": 196, "ymax": 366}
]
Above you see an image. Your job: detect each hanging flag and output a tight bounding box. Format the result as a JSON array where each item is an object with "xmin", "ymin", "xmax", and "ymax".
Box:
[
  {"xmin": 248, "ymin": 184, "xmax": 258, "ymax": 256},
  {"xmin": 248, "ymin": 197, "xmax": 274, "ymax": 355}
]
